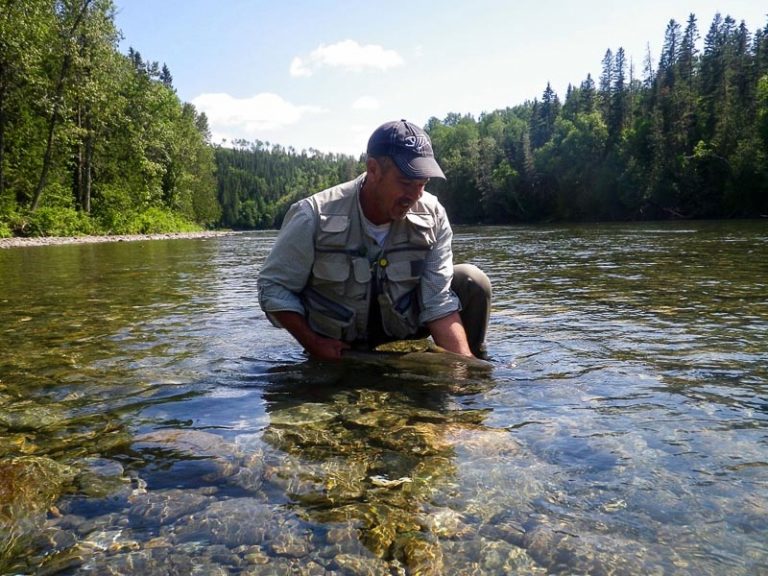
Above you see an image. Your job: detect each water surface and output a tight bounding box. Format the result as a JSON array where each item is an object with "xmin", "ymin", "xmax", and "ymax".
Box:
[{"xmin": 0, "ymin": 222, "xmax": 766, "ymax": 574}]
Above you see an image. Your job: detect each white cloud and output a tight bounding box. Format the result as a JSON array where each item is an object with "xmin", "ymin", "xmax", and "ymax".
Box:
[
  {"xmin": 289, "ymin": 56, "xmax": 311, "ymax": 78},
  {"xmin": 290, "ymin": 39, "xmax": 404, "ymax": 77},
  {"xmin": 191, "ymin": 92, "xmax": 325, "ymax": 142},
  {"xmin": 352, "ymin": 96, "xmax": 380, "ymax": 110}
]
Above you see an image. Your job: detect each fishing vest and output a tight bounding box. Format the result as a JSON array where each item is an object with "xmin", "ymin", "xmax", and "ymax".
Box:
[{"xmin": 300, "ymin": 176, "xmax": 438, "ymax": 343}]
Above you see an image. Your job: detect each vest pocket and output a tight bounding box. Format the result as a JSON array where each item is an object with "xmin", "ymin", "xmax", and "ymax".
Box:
[
  {"xmin": 302, "ymin": 287, "xmax": 357, "ymax": 340},
  {"xmin": 317, "ymin": 214, "xmax": 350, "ymax": 247},
  {"xmin": 382, "ymin": 259, "xmax": 422, "ymax": 298},
  {"xmin": 312, "ymin": 254, "xmax": 350, "ymax": 296},
  {"xmin": 308, "ymin": 310, "xmax": 355, "ymax": 340},
  {"xmin": 377, "ymin": 290, "xmax": 420, "ymax": 339}
]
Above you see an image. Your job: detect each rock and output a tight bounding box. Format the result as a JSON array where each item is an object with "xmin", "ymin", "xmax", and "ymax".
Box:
[
  {"xmin": 393, "ymin": 533, "xmax": 444, "ymax": 576},
  {"xmin": 171, "ymin": 498, "xmax": 308, "ymax": 550},
  {"xmin": 332, "ymin": 553, "xmax": 393, "ymax": 576},
  {"xmin": 133, "ymin": 429, "xmax": 240, "ymax": 458},
  {"xmin": 0, "ymin": 456, "xmax": 77, "ymax": 573},
  {"xmin": 128, "ymin": 488, "xmax": 212, "ymax": 526}
]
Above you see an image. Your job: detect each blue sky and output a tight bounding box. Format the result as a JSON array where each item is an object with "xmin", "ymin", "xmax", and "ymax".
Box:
[{"xmin": 113, "ymin": 1, "xmax": 767, "ymax": 157}]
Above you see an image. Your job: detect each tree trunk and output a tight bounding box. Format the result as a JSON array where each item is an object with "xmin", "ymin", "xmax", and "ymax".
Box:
[
  {"xmin": 0, "ymin": 90, "xmax": 5, "ymax": 201},
  {"xmin": 30, "ymin": 0, "xmax": 93, "ymax": 211},
  {"xmin": 83, "ymin": 114, "xmax": 93, "ymax": 213},
  {"xmin": 74, "ymin": 105, "xmax": 83, "ymax": 209}
]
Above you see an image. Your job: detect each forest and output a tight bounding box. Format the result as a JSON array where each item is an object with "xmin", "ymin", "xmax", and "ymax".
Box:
[
  {"xmin": 426, "ymin": 13, "xmax": 768, "ymax": 223},
  {"xmin": 1, "ymin": 3, "xmax": 766, "ymax": 237},
  {"xmin": 0, "ymin": 0, "xmax": 219, "ymax": 237}
]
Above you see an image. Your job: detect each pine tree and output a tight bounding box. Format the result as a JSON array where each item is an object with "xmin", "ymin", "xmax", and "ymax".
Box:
[
  {"xmin": 581, "ymin": 73, "xmax": 597, "ymax": 113},
  {"xmin": 609, "ymin": 47, "xmax": 628, "ymax": 141},
  {"xmin": 531, "ymin": 83, "xmax": 560, "ymax": 148},
  {"xmin": 659, "ymin": 19, "xmax": 681, "ymax": 87},
  {"xmin": 160, "ymin": 63, "xmax": 173, "ymax": 89},
  {"xmin": 599, "ymin": 49, "xmax": 614, "ymax": 119}
]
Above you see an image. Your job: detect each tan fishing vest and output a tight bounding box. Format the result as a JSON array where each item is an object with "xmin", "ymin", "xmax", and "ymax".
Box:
[{"xmin": 300, "ymin": 176, "xmax": 438, "ymax": 342}]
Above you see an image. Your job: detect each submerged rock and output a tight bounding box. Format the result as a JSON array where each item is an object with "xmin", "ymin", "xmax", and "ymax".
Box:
[
  {"xmin": 332, "ymin": 553, "xmax": 393, "ymax": 576},
  {"xmin": 171, "ymin": 498, "xmax": 307, "ymax": 549},
  {"xmin": 132, "ymin": 428, "xmax": 265, "ymax": 493},
  {"xmin": 133, "ymin": 429, "xmax": 239, "ymax": 458},
  {"xmin": 128, "ymin": 488, "xmax": 213, "ymax": 527},
  {"xmin": 392, "ymin": 533, "xmax": 444, "ymax": 575},
  {"xmin": 0, "ymin": 456, "xmax": 77, "ymax": 572}
]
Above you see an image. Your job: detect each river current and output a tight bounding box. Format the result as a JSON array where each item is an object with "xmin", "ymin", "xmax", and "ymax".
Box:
[{"xmin": 0, "ymin": 221, "xmax": 766, "ymax": 574}]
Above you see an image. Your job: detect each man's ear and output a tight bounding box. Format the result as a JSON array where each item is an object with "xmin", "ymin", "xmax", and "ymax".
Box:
[{"xmin": 366, "ymin": 157, "xmax": 382, "ymax": 183}]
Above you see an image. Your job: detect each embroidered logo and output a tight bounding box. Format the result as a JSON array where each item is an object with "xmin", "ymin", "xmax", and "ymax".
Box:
[{"xmin": 404, "ymin": 135, "xmax": 430, "ymax": 152}]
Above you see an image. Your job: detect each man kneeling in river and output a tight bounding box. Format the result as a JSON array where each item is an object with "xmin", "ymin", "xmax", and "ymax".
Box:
[{"xmin": 258, "ymin": 120, "xmax": 491, "ymax": 361}]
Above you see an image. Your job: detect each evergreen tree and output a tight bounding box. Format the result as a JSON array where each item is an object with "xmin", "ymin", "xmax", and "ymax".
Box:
[
  {"xmin": 609, "ymin": 47, "xmax": 628, "ymax": 141},
  {"xmin": 531, "ymin": 83, "xmax": 560, "ymax": 148},
  {"xmin": 581, "ymin": 73, "xmax": 597, "ymax": 113},
  {"xmin": 659, "ymin": 19, "xmax": 682, "ymax": 87},
  {"xmin": 160, "ymin": 63, "xmax": 173, "ymax": 89},
  {"xmin": 599, "ymin": 48, "xmax": 614, "ymax": 119}
]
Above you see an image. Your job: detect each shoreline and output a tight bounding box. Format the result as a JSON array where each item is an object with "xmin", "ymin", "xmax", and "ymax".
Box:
[{"xmin": 0, "ymin": 230, "xmax": 235, "ymax": 249}]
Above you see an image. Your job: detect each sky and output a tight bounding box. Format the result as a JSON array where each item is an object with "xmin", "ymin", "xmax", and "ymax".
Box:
[{"xmin": 113, "ymin": 0, "xmax": 767, "ymax": 157}]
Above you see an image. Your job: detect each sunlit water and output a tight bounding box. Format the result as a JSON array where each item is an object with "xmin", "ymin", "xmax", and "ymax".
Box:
[{"xmin": 0, "ymin": 222, "xmax": 766, "ymax": 575}]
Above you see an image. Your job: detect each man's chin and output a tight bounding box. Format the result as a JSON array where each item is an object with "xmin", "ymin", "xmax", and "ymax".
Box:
[{"xmin": 393, "ymin": 206, "xmax": 412, "ymax": 220}]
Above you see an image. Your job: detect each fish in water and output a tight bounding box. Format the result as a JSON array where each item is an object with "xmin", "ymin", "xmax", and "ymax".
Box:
[{"xmin": 341, "ymin": 339, "xmax": 493, "ymax": 372}]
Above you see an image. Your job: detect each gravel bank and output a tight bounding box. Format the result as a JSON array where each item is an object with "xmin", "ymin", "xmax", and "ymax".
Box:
[{"xmin": 0, "ymin": 231, "xmax": 235, "ymax": 249}]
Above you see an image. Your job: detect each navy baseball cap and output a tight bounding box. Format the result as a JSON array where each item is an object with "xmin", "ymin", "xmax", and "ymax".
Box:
[{"xmin": 366, "ymin": 119, "xmax": 446, "ymax": 180}]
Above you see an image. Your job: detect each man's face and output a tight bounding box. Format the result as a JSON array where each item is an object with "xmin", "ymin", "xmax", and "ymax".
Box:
[{"xmin": 366, "ymin": 158, "xmax": 429, "ymax": 223}]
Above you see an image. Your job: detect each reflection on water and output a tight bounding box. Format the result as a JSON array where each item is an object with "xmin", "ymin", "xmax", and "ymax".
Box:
[{"xmin": 0, "ymin": 223, "xmax": 766, "ymax": 574}]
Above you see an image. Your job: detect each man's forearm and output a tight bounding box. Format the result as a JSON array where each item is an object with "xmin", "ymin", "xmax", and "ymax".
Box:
[
  {"xmin": 270, "ymin": 311, "xmax": 318, "ymax": 349},
  {"xmin": 426, "ymin": 311, "xmax": 473, "ymax": 357},
  {"xmin": 270, "ymin": 310, "xmax": 349, "ymax": 360}
]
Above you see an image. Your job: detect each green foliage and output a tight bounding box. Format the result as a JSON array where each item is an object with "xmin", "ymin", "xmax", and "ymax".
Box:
[
  {"xmin": 215, "ymin": 143, "xmax": 363, "ymax": 229},
  {"xmin": 0, "ymin": 0, "xmax": 220, "ymax": 238},
  {"xmin": 2, "ymin": 6, "xmax": 765, "ymax": 234},
  {"xmin": 89, "ymin": 183, "xmax": 139, "ymax": 233},
  {"xmin": 423, "ymin": 11, "xmax": 768, "ymax": 223},
  {"xmin": 124, "ymin": 207, "xmax": 200, "ymax": 235},
  {"xmin": 12, "ymin": 207, "xmax": 96, "ymax": 237}
]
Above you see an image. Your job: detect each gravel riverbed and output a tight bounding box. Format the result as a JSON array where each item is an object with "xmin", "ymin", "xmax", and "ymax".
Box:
[{"xmin": 0, "ymin": 231, "xmax": 234, "ymax": 249}]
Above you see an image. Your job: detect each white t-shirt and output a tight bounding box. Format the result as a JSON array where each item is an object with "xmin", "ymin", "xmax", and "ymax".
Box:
[{"xmin": 363, "ymin": 217, "xmax": 391, "ymax": 247}]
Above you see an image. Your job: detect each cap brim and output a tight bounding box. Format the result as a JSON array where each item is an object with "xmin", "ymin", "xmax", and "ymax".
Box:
[{"xmin": 393, "ymin": 154, "xmax": 446, "ymax": 180}]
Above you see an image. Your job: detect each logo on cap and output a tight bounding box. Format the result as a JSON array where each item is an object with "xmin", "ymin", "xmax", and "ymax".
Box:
[{"xmin": 404, "ymin": 135, "xmax": 430, "ymax": 152}]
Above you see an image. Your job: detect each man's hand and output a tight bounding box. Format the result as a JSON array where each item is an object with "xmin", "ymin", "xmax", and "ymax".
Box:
[
  {"xmin": 269, "ymin": 311, "xmax": 350, "ymax": 361},
  {"xmin": 304, "ymin": 333, "xmax": 351, "ymax": 361}
]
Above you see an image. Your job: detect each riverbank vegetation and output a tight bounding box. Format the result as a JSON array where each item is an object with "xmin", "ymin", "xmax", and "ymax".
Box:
[
  {"xmin": 1, "ymin": 3, "xmax": 766, "ymax": 237},
  {"xmin": 214, "ymin": 143, "xmax": 361, "ymax": 230},
  {"xmin": 427, "ymin": 14, "xmax": 768, "ymax": 223},
  {"xmin": 0, "ymin": 0, "xmax": 219, "ymax": 238}
]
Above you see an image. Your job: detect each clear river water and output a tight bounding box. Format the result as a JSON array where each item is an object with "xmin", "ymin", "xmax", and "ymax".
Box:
[{"xmin": 0, "ymin": 221, "xmax": 766, "ymax": 575}]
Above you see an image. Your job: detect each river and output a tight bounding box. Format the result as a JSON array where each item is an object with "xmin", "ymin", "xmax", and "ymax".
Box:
[{"xmin": 0, "ymin": 221, "xmax": 766, "ymax": 575}]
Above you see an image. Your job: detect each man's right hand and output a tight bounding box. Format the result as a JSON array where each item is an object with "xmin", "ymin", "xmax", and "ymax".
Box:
[
  {"xmin": 304, "ymin": 334, "xmax": 351, "ymax": 361},
  {"xmin": 269, "ymin": 310, "xmax": 350, "ymax": 361}
]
